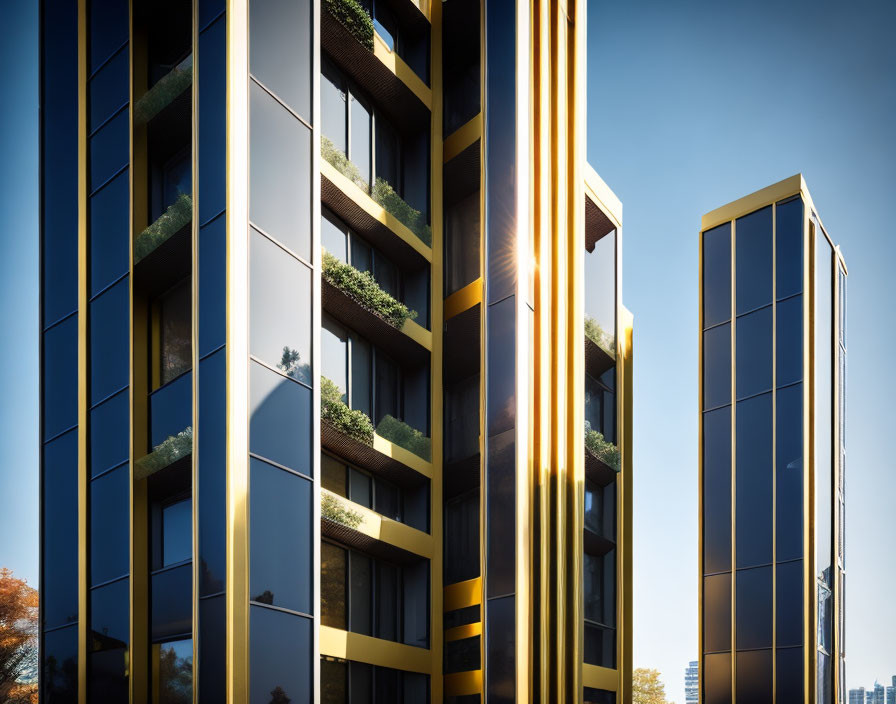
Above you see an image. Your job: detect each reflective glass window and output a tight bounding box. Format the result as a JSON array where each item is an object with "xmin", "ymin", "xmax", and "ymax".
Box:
[
  {"xmin": 702, "ymin": 323, "xmax": 730, "ymax": 410},
  {"xmin": 735, "ymin": 649, "xmax": 772, "ymax": 704},
  {"xmin": 374, "ymin": 478, "xmax": 400, "ymax": 521},
  {"xmin": 43, "ymin": 624, "xmax": 78, "ymax": 702},
  {"xmin": 376, "ymin": 563, "xmax": 399, "ymax": 641},
  {"xmin": 776, "ymin": 294, "xmax": 802, "ymax": 387},
  {"xmin": 776, "ymin": 197, "xmax": 803, "ymax": 300},
  {"xmin": 90, "ymin": 388, "xmax": 129, "ymax": 477},
  {"xmin": 444, "ymin": 490, "xmax": 479, "ymax": 584},
  {"xmin": 349, "ymin": 553, "xmax": 373, "ymax": 635},
  {"xmin": 198, "ymin": 16, "xmax": 226, "ymax": 224},
  {"xmin": 250, "ymin": 458, "xmax": 312, "ymax": 614},
  {"xmin": 151, "ymin": 563, "xmax": 192, "ymax": 640},
  {"xmin": 349, "ymin": 93, "xmax": 371, "ymax": 186},
  {"xmin": 584, "ymin": 231, "xmax": 616, "ymax": 358},
  {"xmin": 703, "ymin": 407, "xmax": 731, "ymax": 575},
  {"xmin": 321, "ymin": 657, "xmax": 347, "ymax": 703},
  {"xmin": 150, "ymin": 370, "xmax": 192, "ymax": 449},
  {"xmin": 703, "ymin": 222, "xmax": 731, "ymax": 328},
  {"xmin": 776, "ymin": 647, "xmax": 804, "ymax": 703},
  {"xmin": 89, "ymin": 110, "xmax": 128, "ymax": 191},
  {"xmin": 198, "ymin": 595, "xmax": 225, "ymax": 701},
  {"xmin": 321, "ymin": 208, "xmax": 348, "ymax": 260},
  {"xmin": 89, "ymin": 0, "xmax": 128, "ymax": 72},
  {"xmin": 584, "ymin": 552, "xmax": 613, "ymax": 626},
  {"xmin": 735, "ymin": 206, "xmax": 772, "ymax": 314},
  {"xmin": 199, "ymin": 0, "xmax": 225, "ymax": 31},
  {"xmin": 321, "ymin": 60, "xmax": 347, "ymax": 153},
  {"xmin": 43, "ymin": 430, "xmax": 79, "ymax": 629},
  {"xmin": 198, "ymin": 216, "xmax": 226, "ymax": 356},
  {"xmin": 351, "ymin": 336, "xmax": 373, "ymax": 419},
  {"xmin": 815, "ymin": 231, "xmax": 834, "ymax": 587},
  {"xmin": 158, "ymin": 280, "xmax": 192, "ymax": 385},
  {"xmin": 321, "ymin": 317, "xmax": 348, "ymax": 402},
  {"xmin": 249, "ymin": 361, "xmax": 312, "ymax": 475},
  {"xmin": 88, "ymin": 47, "xmax": 127, "ymax": 132},
  {"xmin": 485, "ymin": 428, "xmax": 515, "ymax": 597},
  {"xmin": 250, "ymin": 0, "xmax": 312, "ymax": 121},
  {"xmin": 90, "ymin": 277, "xmax": 129, "ymax": 405},
  {"xmin": 89, "ymin": 167, "xmax": 129, "ymax": 297},
  {"xmin": 163, "ymin": 498, "xmax": 193, "ymax": 566},
  {"xmin": 198, "ymin": 349, "xmax": 226, "ymax": 595},
  {"xmin": 584, "ymin": 688, "xmax": 615, "ymax": 704},
  {"xmin": 703, "ymin": 652, "xmax": 731, "ymax": 704},
  {"xmin": 321, "ymin": 455, "xmax": 347, "ymax": 496},
  {"xmin": 485, "ymin": 595, "xmax": 515, "ymax": 700},
  {"xmin": 250, "ymin": 81, "xmax": 311, "ymax": 260},
  {"xmin": 350, "ymin": 661, "xmax": 372, "ymax": 702},
  {"xmin": 735, "ymin": 305, "xmax": 772, "ymax": 399},
  {"xmin": 735, "ymin": 566, "xmax": 772, "ymax": 650},
  {"xmin": 584, "ymin": 622, "xmax": 615, "ymax": 668},
  {"xmin": 321, "ymin": 542, "xmax": 347, "ymax": 629},
  {"xmin": 703, "ymin": 573, "xmax": 730, "ymax": 653},
  {"xmin": 445, "ymin": 190, "xmax": 481, "ymax": 296},
  {"xmin": 43, "ymin": 315, "xmax": 78, "ymax": 440},
  {"xmin": 776, "ymin": 383, "xmax": 803, "ymax": 561},
  {"xmin": 90, "ymin": 465, "xmax": 130, "ymax": 585},
  {"xmin": 154, "ymin": 638, "xmax": 192, "ymax": 704},
  {"xmin": 89, "ymin": 577, "xmax": 129, "ymax": 702},
  {"xmin": 776, "ymin": 559, "xmax": 803, "ymax": 647},
  {"xmin": 249, "ymin": 606, "xmax": 311, "ymax": 704},
  {"xmin": 735, "ymin": 393, "xmax": 772, "ymax": 568},
  {"xmin": 402, "ymin": 560, "xmax": 428, "ymax": 648},
  {"xmin": 486, "ymin": 296, "xmax": 516, "ymax": 435},
  {"xmin": 445, "ymin": 375, "xmax": 479, "ymax": 464},
  {"xmin": 375, "ymin": 119, "xmax": 400, "ymax": 191},
  {"xmin": 374, "ymin": 354, "xmax": 399, "ymax": 425},
  {"xmin": 250, "ymin": 229, "xmax": 313, "ymax": 384}
]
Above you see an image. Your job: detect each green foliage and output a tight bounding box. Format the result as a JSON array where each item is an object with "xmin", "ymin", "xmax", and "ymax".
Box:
[
  {"xmin": 276, "ymin": 346, "xmax": 311, "ymax": 383},
  {"xmin": 321, "ymin": 492, "xmax": 364, "ymax": 529},
  {"xmin": 134, "ymin": 55, "xmax": 193, "ymax": 125},
  {"xmin": 322, "ymin": 251, "xmax": 417, "ymax": 329},
  {"xmin": 135, "ymin": 426, "xmax": 193, "ymax": 476},
  {"xmin": 585, "ymin": 422, "xmax": 620, "ymax": 472},
  {"xmin": 321, "ymin": 377, "xmax": 375, "ymax": 445},
  {"xmin": 585, "ymin": 315, "xmax": 615, "ymax": 357},
  {"xmin": 135, "ymin": 193, "xmax": 193, "ymax": 262},
  {"xmin": 321, "ymin": 136, "xmax": 370, "ymax": 192},
  {"xmin": 376, "ymin": 415, "xmax": 431, "ymax": 462},
  {"xmin": 323, "ymin": 0, "xmax": 374, "ymax": 50}
]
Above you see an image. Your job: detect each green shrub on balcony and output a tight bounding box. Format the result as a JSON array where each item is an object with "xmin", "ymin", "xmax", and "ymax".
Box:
[
  {"xmin": 321, "ymin": 492, "xmax": 364, "ymax": 529},
  {"xmin": 134, "ymin": 55, "xmax": 193, "ymax": 125},
  {"xmin": 135, "ymin": 193, "xmax": 193, "ymax": 262},
  {"xmin": 322, "ymin": 251, "xmax": 417, "ymax": 329},
  {"xmin": 323, "ymin": 0, "xmax": 374, "ymax": 50},
  {"xmin": 321, "ymin": 136, "xmax": 370, "ymax": 192},
  {"xmin": 135, "ymin": 426, "xmax": 193, "ymax": 477},
  {"xmin": 321, "ymin": 377, "xmax": 375, "ymax": 445},
  {"xmin": 585, "ymin": 422, "xmax": 620, "ymax": 472},
  {"xmin": 376, "ymin": 415, "xmax": 431, "ymax": 462},
  {"xmin": 585, "ymin": 315, "xmax": 615, "ymax": 358},
  {"xmin": 371, "ymin": 178, "xmax": 432, "ymax": 247}
]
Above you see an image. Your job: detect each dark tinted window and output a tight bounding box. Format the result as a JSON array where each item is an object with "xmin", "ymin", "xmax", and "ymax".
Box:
[
  {"xmin": 163, "ymin": 499, "xmax": 193, "ymax": 566},
  {"xmin": 321, "ymin": 542, "xmax": 346, "ymax": 629},
  {"xmin": 776, "ymin": 559, "xmax": 803, "ymax": 647},
  {"xmin": 199, "ymin": 0, "xmax": 225, "ymax": 30},
  {"xmin": 158, "ymin": 280, "xmax": 193, "ymax": 385},
  {"xmin": 444, "ymin": 490, "xmax": 479, "ymax": 584},
  {"xmin": 349, "ymin": 553, "xmax": 372, "ymax": 635},
  {"xmin": 89, "ymin": 111, "xmax": 128, "ymax": 191},
  {"xmin": 776, "ymin": 647, "xmax": 804, "ymax": 702},
  {"xmin": 584, "ymin": 688, "xmax": 615, "ymax": 704},
  {"xmin": 198, "ymin": 16, "xmax": 226, "ymax": 224},
  {"xmin": 703, "ymin": 323, "xmax": 730, "ymax": 410},
  {"xmin": 90, "ymin": 465, "xmax": 130, "ymax": 585},
  {"xmin": 776, "ymin": 294, "xmax": 802, "ymax": 387},
  {"xmin": 703, "ymin": 222, "xmax": 731, "ymax": 328},
  {"xmin": 703, "ymin": 407, "xmax": 731, "ymax": 575},
  {"xmin": 485, "ymin": 428, "xmax": 515, "ymax": 598},
  {"xmin": 43, "ymin": 624, "xmax": 78, "ymax": 703},
  {"xmin": 775, "ymin": 197, "xmax": 803, "ymax": 300},
  {"xmin": 198, "ymin": 349, "xmax": 226, "ymax": 594},
  {"xmin": 735, "ymin": 393, "xmax": 772, "ymax": 568},
  {"xmin": 89, "ymin": 0, "xmax": 128, "ymax": 72},
  {"xmin": 43, "ymin": 315, "xmax": 78, "ymax": 440},
  {"xmin": 198, "ymin": 216, "xmax": 226, "ymax": 356},
  {"xmin": 735, "ymin": 206, "xmax": 772, "ymax": 315},
  {"xmin": 198, "ymin": 595, "xmax": 226, "ymax": 701},
  {"xmin": 485, "ymin": 595, "xmax": 515, "ymax": 702},
  {"xmin": 43, "ymin": 430, "xmax": 79, "ymax": 629},
  {"xmin": 735, "ymin": 566, "xmax": 772, "ymax": 650},
  {"xmin": 250, "ymin": 606, "xmax": 312, "ymax": 704},
  {"xmin": 250, "ymin": 458, "xmax": 312, "ymax": 614},
  {"xmin": 735, "ymin": 305, "xmax": 772, "ymax": 399},
  {"xmin": 90, "ymin": 577, "xmax": 129, "ymax": 647},
  {"xmin": 90, "ymin": 388, "xmax": 129, "ymax": 477},
  {"xmin": 89, "ymin": 170, "xmax": 129, "ymax": 296},
  {"xmin": 249, "ymin": 360, "xmax": 312, "ymax": 475},
  {"xmin": 815, "ymin": 231, "xmax": 834, "ymax": 588},
  {"xmin": 486, "ymin": 295, "xmax": 516, "ymax": 437},
  {"xmin": 90, "ymin": 277, "xmax": 129, "ymax": 405},
  {"xmin": 151, "ymin": 563, "xmax": 192, "ymax": 640},
  {"xmin": 150, "ymin": 371, "xmax": 193, "ymax": 449},
  {"xmin": 776, "ymin": 384, "xmax": 803, "ymax": 561},
  {"xmin": 735, "ymin": 649, "xmax": 772, "ymax": 704},
  {"xmin": 154, "ymin": 639, "xmax": 193, "ymax": 702},
  {"xmin": 88, "ymin": 47, "xmax": 128, "ymax": 132},
  {"xmin": 703, "ymin": 573, "xmax": 730, "ymax": 653},
  {"xmin": 703, "ymin": 652, "xmax": 731, "ymax": 704}
]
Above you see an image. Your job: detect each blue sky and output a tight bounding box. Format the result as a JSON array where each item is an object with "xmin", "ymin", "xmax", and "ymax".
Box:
[{"xmin": 586, "ymin": 0, "xmax": 896, "ymax": 698}]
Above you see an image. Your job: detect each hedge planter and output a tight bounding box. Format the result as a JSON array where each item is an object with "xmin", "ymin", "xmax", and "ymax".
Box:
[
  {"xmin": 323, "ymin": 252, "xmax": 417, "ymax": 329},
  {"xmin": 135, "ymin": 426, "xmax": 193, "ymax": 479},
  {"xmin": 585, "ymin": 315, "xmax": 615, "ymax": 358},
  {"xmin": 585, "ymin": 423, "xmax": 619, "ymax": 473},
  {"xmin": 322, "ymin": 492, "xmax": 364, "ymax": 529},
  {"xmin": 134, "ymin": 55, "xmax": 193, "ymax": 126},
  {"xmin": 321, "ymin": 377, "xmax": 375, "ymax": 445},
  {"xmin": 376, "ymin": 415, "xmax": 431, "ymax": 462},
  {"xmin": 323, "ymin": 0, "xmax": 374, "ymax": 50},
  {"xmin": 135, "ymin": 193, "xmax": 192, "ymax": 263}
]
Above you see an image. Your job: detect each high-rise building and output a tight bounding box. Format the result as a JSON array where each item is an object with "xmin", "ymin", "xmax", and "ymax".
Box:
[
  {"xmin": 887, "ymin": 683, "xmax": 896, "ymax": 704},
  {"xmin": 38, "ymin": 0, "xmax": 633, "ymax": 701},
  {"xmin": 685, "ymin": 660, "xmax": 699, "ymax": 704},
  {"xmin": 698, "ymin": 175, "xmax": 847, "ymax": 703},
  {"xmin": 851, "ymin": 689, "xmax": 867, "ymax": 704},
  {"xmin": 873, "ymin": 682, "xmax": 887, "ymax": 704}
]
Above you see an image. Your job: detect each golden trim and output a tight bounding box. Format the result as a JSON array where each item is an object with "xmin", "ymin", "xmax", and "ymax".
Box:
[
  {"xmin": 372, "ymin": 32, "xmax": 432, "ymax": 110},
  {"xmin": 444, "ymin": 577, "xmax": 482, "ymax": 612},
  {"xmin": 584, "ymin": 163, "xmax": 622, "ymax": 231},
  {"xmin": 582, "ymin": 664, "xmax": 618, "ymax": 692},
  {"xmin": 444, "ymin": 621, "xmax": 482, "ymax": 642},
  {"xmin": 702, "ymin": 174, "xmax": 802, "ymax": 232},
  {"xmin": 400, "ymin": 317, "xmax": 433, "ymax": 352},
  {"xmin": 370, "ymin": 433, "xmax": 433, "ymax": 479},
  {"xmin": 443, "ymin": 112, "xmax": 482, "ymax": 163},
  {"xmin": 444, "ymin": 277, "xmax": 482, "ymax": 320},
  {"xmin": 443, "ymin": 670, "xmax": 482, "ymax": 697},
  {"xmin": 807, "ymin": 216, "xmax": 816, "ymax": 704},
  {"xmin": 619, "ymin": 307, "xmax": 634, "ymax": 698},
  {"xmin": 319, "ymin": 626, "xmax": 432, "ymax": 673}
]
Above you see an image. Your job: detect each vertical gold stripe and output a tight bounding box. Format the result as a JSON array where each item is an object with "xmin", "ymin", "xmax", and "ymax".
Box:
[
  {"xmin": 807, "ymin": 216, "xmax": 815, "ymax": 704},
  {"xmin": 477, "ymin": 0, "xmax": 487, "ymax": 684},
  {"xmin": 730, "ymin": 216, "xmax": 737, "ymax": 702},
  {"xmin": 191, "ymin": 0, "xmax": 200, "ymax": 698},
  {"xmin": 697, "ymin": 222, "xmax": 704, "ymax": 702},
  {"xmin": 620, "ymin": 309, "xmax": 634, "ymax": 701}
]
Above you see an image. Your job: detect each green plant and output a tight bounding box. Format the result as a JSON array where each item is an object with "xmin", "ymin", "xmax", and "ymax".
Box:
[
  {"xmin": 371, "ymin": 178, "xmax": 432, "ymax": 247},
  {"xmin": 276, "ymin": 346, "xmax": 312, "ymax": 383},
  {"xmin": 584, "ymin": 422, "xmax": 620, "ymax": 472},
  {"xmin": 135, "ymin": 193, "xmax": 193, "ymax": 262},
  {"xmin": 134, "ymin": 55, "xmax": 193, "ymax": 125},
  {"xmin": 322, "ymin": 251, "xmax": 417, "ymax": 329},
  {"xmin": 376, "ymin": 415, "xmax": 431, "ymax": 462},
  {"xmin": 135, "ymin": 426, "xmax": 193, "ymax": 476},
  {"xmin": 585, "ymin": 315, "xmax": 615, "ymax": 357},
  {"xmin": 321, "ymin": 377, "xmax": 374, "ymax": 445},
  {"xmin": 321, "ymin": 492, "xmax": 364, "ymax": 529},
  {"xmin": 323, "ymin": 0, "xmax": 374, "ymax": 50},
  {"xmin": 321, "ymin": 136, "xmax": 370, "ymax": 192}
]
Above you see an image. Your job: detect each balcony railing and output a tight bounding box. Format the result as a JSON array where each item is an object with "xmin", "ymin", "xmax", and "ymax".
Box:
[
  {"xmin": 584, "ymin": 422, "xmax": 619, "ymax": 473},
  {"xmin": 134, "ymin": 54, "xmax": 193, "ymax": 126},
  {"xmin": 135, "ymin": 193, "xmax": 192, "ymax": 263}
]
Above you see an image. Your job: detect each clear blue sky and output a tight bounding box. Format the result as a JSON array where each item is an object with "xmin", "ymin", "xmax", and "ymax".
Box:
[
  {"xmin": 586, "ymin": 0, "xmax": 896, "ymax": 699},
  {"xmin": 1, "ymin": 0, "xmax": 893, "ymax": 699}
]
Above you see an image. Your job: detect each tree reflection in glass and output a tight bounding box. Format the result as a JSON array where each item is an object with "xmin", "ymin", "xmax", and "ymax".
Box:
[{"xmin": 156, "ymin": 638, "xmax": 192, "ymax": 704}]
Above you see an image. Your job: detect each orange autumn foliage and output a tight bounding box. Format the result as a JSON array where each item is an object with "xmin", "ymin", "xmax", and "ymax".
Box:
[{"xmin": 0, "ymin": 568, "xmax": 38, "ymax": 703}]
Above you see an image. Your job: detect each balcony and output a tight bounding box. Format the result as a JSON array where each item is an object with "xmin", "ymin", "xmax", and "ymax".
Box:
[{"xmin": 134, "ymin": 54, "xmax": 192, "ymax": 127}]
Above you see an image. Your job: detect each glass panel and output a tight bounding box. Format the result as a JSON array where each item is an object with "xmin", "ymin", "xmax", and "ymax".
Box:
[
  {"xmin": 703, "ymin": 572, "xmax": 730, "ymax": 653},
  {"xmin": 703, "ymin": 407, "xmax": 731, "ymax": 575},
  {"xmin": 88, "ymin": 578, "xmax": 129, "ymax": 702},
  {"xmin": 159, "ymin": 279, "xmax": 193, "ymax": 385},
  {"xmin": 321, "ymin": 208, "xmax": 348, "ymax": 261},
  {"xmin": 703, "ymin": 652, "xmax": 731, "ymax": 704},
  {"xmin": 584, "ymin": 231, "xmax": 616, "ymax": 358},
  {"xmin": 445, "ymin": 190, "xmax": 481, "ymax": 296},
  {"xmin": 703, "ymin": 222, "xmax": 731, "ymax": 328},
  {"xmin": 735, "ymin": 566, "xmax": 772, "ymax": 650},
  {"xmin": 374, "ymin": 478, "xmax": 400, "ymax": 521},
  {"xmin": 250, "ymin": 81, "xmax": 312, "ymax": 260},
  {"xmin": 89, "ymin": 110, "xmax": 128, "ymax": 191},
  {"xmin": 321, "ymin": 317, "xmax": 348, "ymax": 402},
  {"xmin": 444, "ymin": 490, "xmax": 479, "ymax": 584},
  {"xmin": 250, "ymin": 229, "xmax": 313, "ymax": 384},
  {"xmin": 155, "ymin": 638, "xmax": 192, "ymax": 704},
  {"xmin": 486, "ymin": 295, "xmax": 516, "ymax": 435},
  {"xmin": 90, "ymin": 388, "xmax": 129, "ymax": 477},
  {"xmin": 702, "ymin": 323, "xmax": 730, "ymax": 410},
  {"xmin": 198, "ymin": 349, "xmax": 226, "ymax": 595},
  {"xmin": 350, "ymin": 662, "xmax": 372, "ymax": 704},
  {"xmin": 735, "ymin": 649, "xmax": 772, "ymax": 704},
  {"xmin": 776, "ymin": 559, "xmax": 803, "ymax": 647},
  {"xmin": 321, "ymin": 542, "xmax": 347, "ymax": 629},
  {"xmin": 349, "ymin": 553, "xmax": 372, "ymax": 636},
  {"xmin": 151, "ymin": 564, "xmax": 192, "ymax": 640},
  {"xmin": 250, "ymin": 458, "xmax": 312, "ymax": 614},
  {"xmin": 198, "ymin": 595, "xmax": 225, "ymax": 701},
  {"xmin": 374, "ymin": 354, "xmax": 398, "ymax": 425},
  {"xmin": 776, "ymin": 647, "xmax": 803, "ymax": 703},
  {"xmin": 90, "ymin": 277, "xmax": 129, "ymax": 406},
  {"xmin": 402, "ymin": 560, "xmax": 429, "ymax": 648},
  {"xmin": 321, "ymin": 657, "xmax": 347, "ymax": 704},
  {"xmin": 776, "ymin": 197, "xmax": 803, "ymax": 300},
  {"xmin": 90, "ymin": 465, "xmax": 130, "ymax": 585},
  {"xmin": 249, "ymin": 361, "xmax": 312, "ymax": 475},
  {"xmin": 150, "ymin": 370, "xmax": 192, "ymax": 449},
  {"xmin": 351, "ymin": 335, "xmax": 372, "ymax": 419},
  {"xmin": 321, "ymin": 455, "xmax": 347, "ymax": 497},
  {"xmin": 583, "ymin": 552, "xmax": 613, "ymax": 625},
  {"xmin": 445, "ymin": 375, "xmax": 479, "ymax": 463},
  {"xmin": 349, "ymin": 92, "xmax": 371, "ymax": 186},
  {"xmin": 375, "ymin": 563, "xmax": 398, "ymax": 641},
  {"xmin": 42, "ymin": 624, "xmax": 78, "ymax": 703},
  {"xmin": 403, "ymin": 672, "xmax": 429, "ymax": 704},
  {"xmin": 198, "ymin": 217, "xmax": 226, "ymax": 356},
  {"xmin": 485, "ymin": 595, "xmax": 515, "ymax": 703},
  {"xmin": 373, "ymin": 250, "xmax": 399, "ymax": 299},
  {"xmin": 320, "ymin": 60, "xmax": 347, "ymax": 153},
  {"xmin": 815, "ymin": 231, "xmax": 833, "ymax": 587},
  {"xmin": 89, "ymin": 169, "xmax": 129, "ymax": 296},
  {"xmin": 43, "ymin": 315, "xmax": 78, "ymax": 440},
  {"xmin": 349, "ymin": 467, "xmax": 372, "ymax": 508},
  {"xmin": 198, "ymin": 15, "xmax": 226, "ymax": 224},
  {"xmin": 375, "ymin": 119, "xmax": 400, "ymax": 192},
  {"xmin": 735, "ymin": 305, "xmax": 772, "ymax": 399},
  {"xmin": 735, "ymin": 392, "xmax": 772, "ymax": 569},
  {"xmin": 43, "ymin": 430, "xmax": 79, "ymax": 629},
  {"xmin": 776, "ymin": 294, "xmax": 802, "ymax": 387},
  {"xmin": 163, "ymin": 499, "xmax": 193, "ymax": 566},
  {"xmin": 485, "ymin": 428, "xmax": 515, "ymax": 597},
  {"xmin": 776, "ymin": 383, "xmax": 803, "ymax": 561},
  {"xmin": 735, "ymin": 205, "xmax": 772, "ymax": 315},
  {"xmin": 584, "ymin": 688, "xmax": 616, "ymax": 704},
  {"xmin": 249, "ymin": 606, "xmax": 311, "ymax": 704},
  {"xmin": 250, "ymin": 0, "xmax": 312, "ymax": 121},
  {"xmin": 583, "ymin": 622, "xmax": 615, "ymax": 668},
  {"xmin": 89, "ymin": 0, "xmax": 128, "ymax": 72}
]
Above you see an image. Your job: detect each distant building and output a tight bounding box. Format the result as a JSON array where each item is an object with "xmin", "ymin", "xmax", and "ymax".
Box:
[
  {"xmin": 684, "ymin": 660, "xmax": 698, "ymax": 704},
  {"xmin": 850, "ymin": 689, "xmax": 866, "ymax": 704},
  {"xmin": 885, "ymin": 685, "xmax": 895, "ymax": 704},
  {"xmin": 871, "ymin": 683, "xmax": 887, "ymax": 704}
]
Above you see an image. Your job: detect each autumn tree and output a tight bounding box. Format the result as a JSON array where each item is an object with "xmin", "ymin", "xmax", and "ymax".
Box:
[
  {"xmin": 633, "ymin": 667, "xmax": 675, "ymax": 704},
  {"xmin": 0, "ymin": 568, "xmax": 38, "ymax": 703}
]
